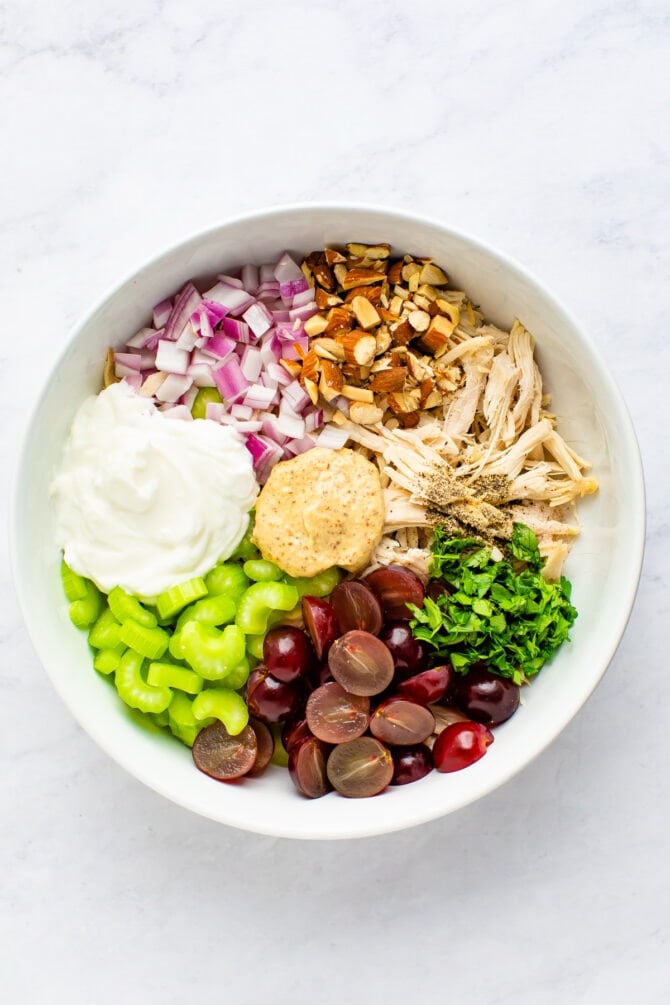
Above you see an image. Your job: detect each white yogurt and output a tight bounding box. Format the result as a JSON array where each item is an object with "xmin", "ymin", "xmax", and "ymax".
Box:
[{"xmin": 52, "ymin": 382, "xmax": 258, "ymax": 597}]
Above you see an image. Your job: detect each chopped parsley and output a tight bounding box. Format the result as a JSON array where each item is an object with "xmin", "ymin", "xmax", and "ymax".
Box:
[{"xmin": 408, "ymin": 523, "xmax": 578, "ymax": 685}]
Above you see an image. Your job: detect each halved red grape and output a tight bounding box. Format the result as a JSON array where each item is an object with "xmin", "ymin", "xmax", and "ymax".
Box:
[
  {"xmin": 370, "ymin": 698, "xmax": 435, "ymax": 746},
  {"xmin": 363, "ymin": 566, "xmax": 425, "ymax": 620},
  {"xmin": 288, "ymin": 736, "xmax": 332, "ymax": 799},
  {"xmin": 306, "ymin": 682, "xmax": 370, "ymax": 744},
  {"xmin": 281, "ymin": 717, "xmax": 312, "ymax": 753},
  {"xmin": 302, "ymin": 596, "xmax": 340, "ymax": 659},
  {"xmin": 425, "ymin": 704, "xmax": 472, "ymax": 749},
  {"xmin": 396, "ymin": 665, "xmax": 451, "ymax": 705},
  {"xmin": 246, "ymin": 667, "xmax": 305, "ymax": 724},
  {"xmin": 328, "ymin": 630, "xmax": 394, "ymax": 696},
  {"xmin": 330, "ymin": 581, "xmax": 383, "ymax": 635},
  {"xmin": 379, "ymin": 621, "xmax": 427, "ymax": 678},
  {"xmin": 432, "ymin": 721, "xmax": 494, "ymax": 772},
  {"xmin": 326, "ymin": 737, "xmax": 394, "ymax": 798},
  {"xmin": 247, "ymin": 718, "xmax": 275, "ymax": 776},
  {"xmin": 426, "ymin": 578, "xmax": 454, "ymax": 603},
  {"xmin": 192, "ymin": 722, "xmax": 257, "ymax": 780},
  {"xmin": 450, "ymin": 666, "xmax": 521, "ymax": 726},
  {"xmin": 391, "ymin": 744, "xmax": 434, "ymax": 785},
  {"xmin": 263, "ymin": 626, "xmax": 314, "ymax": 683}
]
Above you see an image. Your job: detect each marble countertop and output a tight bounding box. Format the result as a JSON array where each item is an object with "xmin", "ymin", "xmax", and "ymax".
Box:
[{"xmin": 2, "ymin": 1, "xmax": 668, "ymax": 1001}]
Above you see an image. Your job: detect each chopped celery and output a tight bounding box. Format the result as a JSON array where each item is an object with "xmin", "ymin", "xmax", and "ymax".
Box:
[
  {"xmin": 283, "ymin": 566, "xmax": 342, "ymax": 598},
  {"xmin": 192, "ymin": 688, "xmax": 249, "ymax": 735},
  {"xmin": 168, "ymin": 692, "xmax": 212, "ymax": 747},
  {"xmin": 175, "ymin": 594, "xmax": 237, "ymax": 632},
  {"xmin": 177, "ymin": 622, "xmax": 246, "ymax": 681},
  {"xmin": 243, "ymin": 559, "xmax": 283, "ymax": 583},
  {"xmin": 245, "ymin": 634, "xmax": 266, "ymax": 661},
  {"xmin": 61, "ymin": 560, "xmax": 88, "ymax": 602},
  {"xmin": 152, "ymin": 708, "xmax": 170, "ymax": 728},
  {"xmin": 114, "ymin": 650, "xmax": 171, "ymax": 714},
  {"xmin": 191, "ymin": 386, "xmax": 222, "ymax": 420},
  {"xmin": 108, "ymin": 587, "xmax": 157, "ymax": 628},
  {"xmin": 88, "ymin": 608, "xmax": 122, "ymax": 650},
  {"xmin": 94, "ymin": 647, "xmax": 125, "ymax": 675},
  {"xmin": 224, "ymin": 655, "xmax": 251, "ymax": 691},
  {"xmin": 147, "ymin": 662, "xmax": 203, "ymax": 694},
  {"xmin": 69, "ymin": 579, "xmax": 103, "ymax": 629},
  {"xmin": 155, "ymin": 577, "xmax": 208, "ymax": 620},
  {"xmin": 205, "ymin": 563, "xmax": 250, "ymax": 602},
  {"xmin": 235, "ymin": 582, "xmax": 299, "ymax": 635},
  {"xmin": 119, "ymin": 619, "xmax": 169, "ymax": 660}
]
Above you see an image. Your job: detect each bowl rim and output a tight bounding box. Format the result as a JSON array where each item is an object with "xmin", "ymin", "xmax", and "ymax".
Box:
[{"xmin": 9, "ymin": 202, "xmax": 647, "ymax": 839}]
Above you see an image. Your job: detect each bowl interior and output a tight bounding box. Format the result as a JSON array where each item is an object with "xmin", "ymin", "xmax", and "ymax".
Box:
[{"xmin": 11, "ymin": 206, "xmax": 645, "ymax": 838}]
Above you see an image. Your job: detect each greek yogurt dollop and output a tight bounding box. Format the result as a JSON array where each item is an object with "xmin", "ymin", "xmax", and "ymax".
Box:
[{"xmin": 52, "ymin": 382, "xmax": 258, "ymax": 597}]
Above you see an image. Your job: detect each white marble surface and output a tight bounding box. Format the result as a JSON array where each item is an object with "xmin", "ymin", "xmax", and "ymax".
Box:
[{"xmin": 1, "ymin": 1, "xmax": 668, "ymax": 1001}]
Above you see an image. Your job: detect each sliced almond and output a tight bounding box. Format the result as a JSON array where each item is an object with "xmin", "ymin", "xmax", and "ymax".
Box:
[
  {"xmin": 349, "ymin": 401, "xmax": 385, "ymax": 424},
  {"xmin": 393, "ymin": 284, "xmax": 409, "ymax": 301},
  {"xmin": 103, "ymin": 348, "xmax": 120, "ymax": 388},
  {"xmin": 417, "ymin": 284, "xmax": 438, "ymax": 301},
  {"xmin": 340, "ymin": 268, "xmax": 385, "ymax": 291},
  {"xmin": 408, "ymin": 272, "xmax": 420, "ymax": 293},
  {"xmin": 375, "ymin": 327, "xmax": 392, "ymax": 355},
  {"xmin": 303, "ymin": 313, "xmax": 329, "ymax": 337},
  {"xmin": 343, "ymin": 284, "xmax": 383, "ymax": 306},
  {"xmin": 389, "ymin": 295, "xmax": 404, "ymax": 316},
  {"xmin": 301, "ymin": 349, "xmax": 321, "ymax": 384},
  {"xmin": 408, "ymin": 309, "xmax": 431, "ymax": 332},
  {"xmin": 435, "ymin": 299, "xmax": 461, "ymax": 328},
  {"xmin": 139, "ymin": 371, "xmax": 167, "ymax": 397},
  {"xmin": 325, "ymin": 306, "xmax": 353, "ymax": 337},
  {"xmin": 312, "ymin": 337, "xmax": 346, "ymax": 362},
  {"xmin": 351, "ymin": 295, "xmax": 381, "ymax": 330},
  {"xmin": 325, "ymin": 248, "xmax": 347, "ymax": 265},
  {"xmin": 346, "ymin": 242, "xmax": 391, "ymax": 260},
  {"xmin": 334, "ymin": 263, "xmax": 349, "ymax": 287},
  {"xmin": 314, "ymin": 262, "xmax": 335, "ymax": 291},
  {"xmin": 401, "ymin": 262, "xmax": 421, "ymax": 282},
  {"xmin": 423, "ymin": 389, "xmax": 443, "ymax": 409},
  {"xmin": 280, "ymin": 358, "xmax": 302, "ymax": 379},
  {"xmin": 341, "ymin": 384, "xmax": 375, "ymax": 403},
  {"xmin": 369, "ymin": 367, "xmax": 407, "ymax": 393},
  {"xmin": 412, "ymin": 294, "xmax": 432, "ymax": 311},
  {"xmin": 419, "ymin": 262, "xmax": 449, "ymax": 286},
  {"xmin": 387, "ymin": 389, "xmax": 422, "ymax": 414},
  {"xmin": 428, "ymin": 313, "xmax": 457, "ymax": 337},
  {"xmin": 387, "ymin": 261, "xmax": 403, "ymax": 284},
  {"xmin": 340, "ymin": 332, "xmax": 377, "ymax": 366},
  {"xmin": 304, "ymin": 377, "xmax": 319, "ymax": 405}
]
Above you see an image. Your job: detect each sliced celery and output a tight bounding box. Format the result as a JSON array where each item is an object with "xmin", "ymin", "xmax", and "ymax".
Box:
[
  {"xmin": 283, "ymin": 566, "xmax": 342, "ymax": 598},
  {"xmin": 94, "ymin": 646, "xmax": 125, "ymax": 675},
  {"xmin": 69, "ymin": 579, "xmax": 103, "ymax": 629},
  {"xmin": 192, "ymin": 688, "xmax": 249, "ymax": 736},
  {"xmin": 60, "ymin": 559, "xmax": 88, "ymax": 602},
  {"xmin": 88, "ymin": 608, "xmax": 122, "ymax": 650},
  {"xmin": 204, "ymin": 563, "xmax": 250, "ymax": 602},
  {"xmin": 235, "ymin": 582, "xmax": 299, "ymax": 635},
  {"xmin": 119, "ymin": 619, "xmax": 169, "ymax": 660},
  {"xmin": 177, "ymin": 622, "xmax": 246, "ymax": 681},
  {"xmin": 224, "ymin": 655, "xmax": 251, "ymax": 691},
  {"xmin": 245, "ymin": 634, "xmax": 265, "ymax": 661},
  {"xmin": 168, "ymin": 691, "xmax": 212, "ymax": 747},
  {"xmin": 108, "ymin": 587, "xmax": 157, "ymax": 628},
  {"xmin": 243, "ymin": 559, "xmax": 283, "ymax": 583},
  {"xmin": 147, "ymin": 662, "xmax": 203, "ymax": 695},
  {"xmin": 175, "ymin": 594, "xmax": 237, "ymax": 632},
  {"xmin": 114, "ymin": 650, "xmax": 171, "ymax": 714},
  {"xmin": 155, "ymin": 577, "xmax": 208, "ymax": 620}
]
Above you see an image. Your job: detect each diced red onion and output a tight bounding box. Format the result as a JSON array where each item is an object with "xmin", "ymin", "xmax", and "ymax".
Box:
[
  {"xmin": 200, "ymin": 299, "xmax": 229, "ymax": 324},
  {"xmin": 218, "ymin": 417, "xmax": 263, "ymax": 434},
  {"xmin": 314, "ymin": 425, "xmax": 349, "ymax": 449},
  {"xmin": 116, "ymin": 362, "xmax": 140, "ymax": 379},
  {"xmin": 282, "ymin": 336, "xmax": 309, "ymax": 361},
  {"xmin": 161, "ymin": 404, "xmax": 194, "ymax": 421},
  {"xmin": 284, "ymin": 435, "xmax": 316, "ymax": 457},
  {"xmin": 291, "ymin": 287, "xmax": 316, "ymax": 309},
  {"xmin": 271, "ymin": 308, "xmax": 291, "ymax": 323},
  {"xmin": 205, "ymin": 402, "xmax": 226, "ymax": 422},
  {"xmin": 217, "ymin": 273, "xmax": 244, "ymax": 289},
  {"xmin": 274, "ymin": 252, "xmax": 303, "ymax": 285},
  {"xmin": 240, "ymin": 346, "xmax": 263, "ymax": 382},
  {"xmin": 114, "ymin": 352, "xmax": 145, "ymax": 371},
  {"xmin": 156, "ymin": 373, "xmax": 193, "ymax": 403},
  {"xmin": 243, "ymin": 384, "xmax": 277, "ymax": 410},
  {"xmin": 202, "ymin": 334, "xmax": 235, "ymax": 360},
  {"xmin": 266, "ymin": 362, "xmax": 292, "ymax": 387},
  {"xmin": 280, "ymin": 277, "xmax": 309, "ymax": 304},
  {"xmin": 155, "ymin": 341, "xmax": 190, "ymax": 376},
  {"xmin": 188, "ymin": 363, "xmax": 216, "ymax": 387},
  {"xmin": 276, "ymin": 412, "xmax": 305, "ymax": 439},
  {"xmin": 260, "ymin": 414, "xmax": 289, "ymax": 446},
  {"xmin": 259, "ymin": 264, "xmax": 276, "ymax": 284},
  {"xmin": 289, "ymin": 302, "xmax": 319, "ymax": 323},
  {"xmin": 243, "ymin": 301, "xmax": 273, "ymax": 340},
  {"xmin": 176, "ymin": 321, "xmax": 200, "ymax": 351},
  {"xmin": 164, "ymin": 283, "xmax": 202, "ymax": 342},
  {"xmin": 304, "ymin": 408, "xmax": 324, "ymax": 432},
  {"xmin": 127, "ymin": 327, "xmax": 158, "ymax": 349},
  {"xmin": 204, "ymin": 283, "xmax": 254, "ymax": 316},
  {"xmin": 241, "ymin": 263, "xmax": 259, "ymax": 294},
  {"xmin": 213, "ymin": 356, "xmax": 249, "ymax": 403},
  {"xmin": 231, "ymin": 403, "xmax": 253, "ymax": 420},
  {"xmin": 281, "ymin": 380, "xmax": 311, "ymax": 414},
  {"xmin": 152, "ymin": 299, "xmax": 172, "ymax": 329},
  {"xmin": 221, "ymin": 316, "xmax": 250, "ymax": 343},
  {"xmin": 181, "ymin": 385, "xmax": 199, "ymax": 411}
]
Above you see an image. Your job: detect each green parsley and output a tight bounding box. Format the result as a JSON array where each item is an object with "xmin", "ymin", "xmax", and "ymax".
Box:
[{"xmin": 408, "ymin": 523, "xmax": 577, "ymax": 685}]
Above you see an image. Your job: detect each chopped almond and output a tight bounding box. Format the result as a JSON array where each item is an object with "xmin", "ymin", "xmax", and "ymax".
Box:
[
  {"xmin": 312, "ymin": 337, "xmax": 346, "ymax": 361},
  {"xmin": 341, "ymin": 384, "xmax": 375, "ymax": 403},
  {"xmin": 419, "ymin": 263, "xmax": 449, "ymax": 286},
  {"xmin": 341, "ymin": 268, "xmax": 386, "ymax": 291},
  {"xmin": 387, "ymin": 261, "xmax": 403, "ymax": 284},
  {"xmin": 349, "ymin": 401, "xmax": 385, "ymax": 424},
  {"xmin": 304, "ymin": 377, "xmax": 319, "ymax": 405},
  {"xmin": 313, "ymin": 262, "xmax": 335, "ymax": 291},
  {"xmin": 139, "ymin": 371, "xmax": 167, "ymax": 397},
  {"xmin": 346, "ymin": 242, "xmax": 391, "ymax": 260},
  {"xmin": 375, "ymin": 327, "xmax": 392, "ymax": 355},
  {"xmin": 301, "ymin": 349, "xmax": 321, "ymax": 384},
  {"xmin": 103, "ymin": 348, "xmax": 120, "ymax": 388},
  {"xmin": 387, "ymin": 389, "xmax": 422, "ymax": 414},
  {"xmin": 351, "ymin": 295, "xmax": 381, "ymax": 330},
  {"xmin": 340, "ymin": 332, "xmax": 377, "ymax": 366},
  {"xmin": 369, "ymin": 367, "xmax": 407, "ymax": 393},
  {"xmin": 325, "ymin": 248, "xmax": 347, "ymax": 265},
  {"xmin": 280, "ymin": 358, "xmax": 302, "ymax": 378},
  {"xmin": 303, "ymin": 314, "xmax": 329, "ymax": 337},
  {"xmin": 408, "ymin": 310, "xmax": 431, "ymax": 332}
]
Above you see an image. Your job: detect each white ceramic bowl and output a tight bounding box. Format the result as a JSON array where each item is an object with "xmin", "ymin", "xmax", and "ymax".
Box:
[{"xmin": 11, "ymin": 205, "xmax": 645, "ymax": 839}]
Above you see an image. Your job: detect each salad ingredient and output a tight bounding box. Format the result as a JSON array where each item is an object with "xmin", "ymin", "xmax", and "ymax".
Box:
[
  {"xmin": 114, "ymin": 650, "xmax": 171, "ymax": 714},
  {"xmin": 155, "ymin": 578, "xmax": 208, "ymax": 620},
  {"xmin": 192, "ymin": 688, "xmax": 249, "ymax": 735},
  {"xmin": 68, "ymin": 578, "xmax": 103, "ymax": 629},
  {"xmin": 408, "ymin": 523, "xmax": 578, "ymax": 684},
  {"xmin": 391, "ymin": 744, "xmax": 434, "ymax": 785},
  {"xmin": 52, "ymin": 382, "xmax": 257, "ymax": 597},
  {"xmin": 364, "ymin": 566, "xmax": 425, "ymax": 620},
  {"xmin": 369, "ymin": 698, "xmax": 435, "ymax": 746},
  {"xmin": 108, "ymin": 586, "xmax": 157, "ymax": 627},
  {"xmin": 329, "ymin": 580, "xmax": 383, "ymax": 635},
  {"xmin": 432, "ymin": 721, "xmax": 494, "ymax": 773},
  {"xmin": 246, "ymin": 667, "xmax": 305, "ymax": 723},
  {"xmin": 262, "ymin": 626, "xmax": 314, "ymax": 683},
  {"xmin": 252, "ymin": 447, "xmax": 384, "ymax": 578},
  {"xmin": 235, "ymin": 581, "xmax": 299, "ymax": 635},
  {"xmin": 301, "ymin": 596, "xmax": 340, "ymax": 659},
  {"xmin": 174, "ymin": 621, "xmax": 246, "ymax": 681},
  {"xmin": 282, "ymin": 718, "xmax": 312, "ymax": 753},
  {"xmin": 378, "ymin": 621, "xmax": 427, "ymax": 677},
  {"xmin": 396, "ymin": 665, "xmax": 451, "ymax": 705},
  {"xmin": 449, "ymin": 665, "xmax": 520, "ymax": 726},
  {"xmin": 326, "ymin": 737, "xmax": 394, "ymax": 798},
  {"xmin": 288, "ymin": 737, "xmax": 332, "ymax": 799},
  {"xmin": 146, "ymin": 662, "xmax": 203, "ymax": 694},
  {"xmin": 305, "ymin": 682, "xmax": 370, "ymax": 744},
  {"xmin": 192, "ymin": 721, "xmax": 258, "ymax": 780},
  {"xmin": 247, "ymin": 719, "xmax": 275, "ymax": 776},
  {"xmin": 118, "ymin": 620, "xmax": 169, "ymax": 660},
  {"xmin": 327, "ymin": 630, "xmax": 395, "ymax": 696}
]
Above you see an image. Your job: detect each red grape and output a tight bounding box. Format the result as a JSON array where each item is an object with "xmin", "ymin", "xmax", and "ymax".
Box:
[
  {"xmin": 396, "ymin": 665, "xmax": 451, "ymax": 705},
  {"xmin": 247, "ymin": 718, "xmax": 275, "ymax": 776},
  {"xmin": 282, "ymin": 717, "xmax": 312, "ymax": 753},
  {"xmin": 302, "ymin": 596, "xmax": 340, "ymax": 659},
  {"xmin": 288, "ymin": 736, "xmax": 332, "ymax": 799},
  {"xmin": 330, "ymin": 581, "xmax": 383, "ymax": 635},
  {"xmin": 379, "ymin": 621, "xmax": 427, "ymax": 678},
  {"xmin": 432, "ymin": 721, "xmax": 494, "ymax": 772},
  {"xmin": 363, "ymin": 566, "xmax": 425, "ymax": 620},
  {"xmin": 450, "ymin": 665, "xmax": 520, "ymax": 726},
  {"xmin": 192, "ymin": 722, "xmax": 257, "ymax": 780},
  {"xmin": 326, "ymin": 737, "xmax": 394, "ymax": 798},
  {"xmin": 391, "ymin": 744, "xmax": 433, "ymax": 785},
  {"xmin": 246, "ymin": 667, "xmax": 305, "ymax": 724},
  {"xmin": 263, "ymin": 626, "xmax": 314, "ymax": 683},
  {"xmin": 306, "ymin": 682, "xmax": 370, "ymax": 744},
  {"xmin": 328, "ymin": 630, "xmax": 394, "ymax": 696},
  {"xmin": 369, "ymin": 698, "xmax": 435, "ymax": 746}
]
